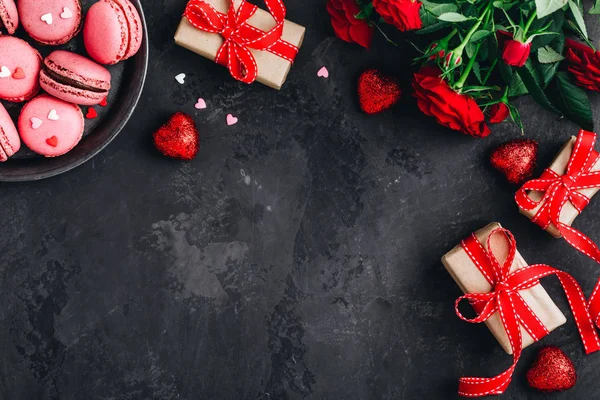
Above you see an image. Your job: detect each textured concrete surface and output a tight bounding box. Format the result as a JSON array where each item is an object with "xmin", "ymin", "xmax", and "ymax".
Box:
[{"xmin": 2, "ymin": 1, "xmax": 600, "ymax": 399}]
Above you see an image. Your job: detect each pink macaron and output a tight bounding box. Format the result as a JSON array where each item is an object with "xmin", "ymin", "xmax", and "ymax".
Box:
[
  {"xmin": 84, "ymin": 0, "xmax": 142, "ymax": 65},
  {"xmin": 0, "ymin": 36, "xmax": 41, "ymax": 102},
  {"xmin": 18, "ymin": 0, "xmax": 82, "ymax": 45},
  {"xmin": 40, "ymin": 50, "xmax": 111, "ymax": 106},
  {"xmin": 0, "ymin": 0, "xmax": 18, "ymax": 35},
  {"xmin": 0, "ymin": 102, "xmax": 20, "ymax": 161},
  {"xmin": 19, "ymin": 94, "xmax": 84, "ymax": 157}
]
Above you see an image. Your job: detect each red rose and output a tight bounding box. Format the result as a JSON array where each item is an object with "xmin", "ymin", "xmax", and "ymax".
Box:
[
  {"xmin": 413, "ymin": 66, "xmax": 491, "ymax": 137},
  {"xmin": 565, "ymin": 38, "xmax": 600, "ymax": 92},
  {"xmin": 489, "ymin": 103, "xmax": 510, "ymax": 124},
  {"xmin": 327, "ymin": 0, "xmax": 375, "ymax": 49},
  {"xmin": 372, "ymin": 0, "xmax": 423, "ymax": 32},
  {"xmin": 502, "ymin": 40, "xmax": 531, "ymax": 67}
]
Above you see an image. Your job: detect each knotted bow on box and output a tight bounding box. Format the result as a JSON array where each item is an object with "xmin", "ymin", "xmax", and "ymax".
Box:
[
  {"xmin": 515, "ymin": 130, "xmax": 600, "ymax": 327},
  {"xmin": 455, "ymin": 228, "xmax": 600, "ymax": 397},
  {"xmin": 184, "ymin": 0, "xmax": 300, "ymax": 84}
]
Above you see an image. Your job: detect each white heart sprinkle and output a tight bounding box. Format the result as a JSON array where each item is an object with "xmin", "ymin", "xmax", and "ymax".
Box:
[
  {"xmin": 31, "ymin": 118, "xmax": 43, "ymax": 129},
  {"xmin": 0, "ymin": 66, "xmax": 10, "ymax": 78},
  {"xmin": 48, "ymin": 109, "xmax": 59, "ymax": 121},
  {"xmin": 175, "ymin": 73, "xmax": 186, "ymax": 84},
  {"xmin": 60, "ymin": 7, "xmax": 73, "ymax": 19},
  {"xmin": 41, "ymin": 13, "xmax": 53, "ymax": 25},
  {"xmin": 226, "ymin": 114, "xmax": 238, "ymax": 126}
]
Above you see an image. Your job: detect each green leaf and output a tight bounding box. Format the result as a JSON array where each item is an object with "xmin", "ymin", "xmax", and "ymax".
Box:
[
  {"xmin": 590, "ymin": 0, "xmax": 600, "ymax": 14},
  {"xmin": 416, "ymin": 21, "xmax": 449, "ymax": 34},
  {"xmin": 547, "ymin": 72, "xmax": 594, "ymax": 130},
  {"xmin": 568, "ymin": 0, "xmax": 588, "ymax": 39},
  {"xmin": 471, "ymin": 30, "xmax": 491, "ymax": 43},
  {"xmin": 437, "ymin": 12, "xmax": 470, "ymax": 22},
  {"xmin": 517, "ymin": 64, "xmax": 561, "ymax": 114},
  {"xmin": 509, "ymin": 73, "xmax": 529, "ymax": 97},
  {"xmin": 535, "ymin": 0, "xmax": 568, "ymax": 18},
  {"xmin": 473, "ymin": 61, "xmax": 482, "ymax": 84},
  {"xmin": 507, "ymin": 103, "xmax": 524, "ymax": 132},
  {"xmin": 538, "ymin": 46, "xmax": 565, "ymax": 63}
]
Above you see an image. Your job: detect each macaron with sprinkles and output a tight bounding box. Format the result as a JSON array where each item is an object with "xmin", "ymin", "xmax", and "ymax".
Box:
[{"xmin": 18, "ymin": 0, "xmax": 82, "ymax": 45}]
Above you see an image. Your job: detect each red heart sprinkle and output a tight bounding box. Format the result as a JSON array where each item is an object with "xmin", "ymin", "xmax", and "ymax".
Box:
[
  {"xmin": 86, "ymin": 108, "xmax": 98, "ymax": 119},
  {"xmin": 46, "ymin": 136, "xmax": 58, "ymax": 147},
  {"xmin": 152, "ymin": 112, "xmax": 200, "ymax": 160},
  {"xmin": 12, "ymin": 67, "xmax": 25, "ymax": 80},
  {"xmin": 99, "ymin": 97, "xmax": 108, "ymax": 107}
]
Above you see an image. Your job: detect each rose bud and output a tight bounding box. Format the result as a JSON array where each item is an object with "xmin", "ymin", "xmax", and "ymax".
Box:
[
  {"xmin": 503, "ymin": 40, "xmax": 531, "ymax": 67},
  {"xmin": 489, "ymin": 103, "xmax": 510, "ymax": 124},
  {"xmin": 444, "ymin": 52, "xmax": 462, "ymax": 68}
]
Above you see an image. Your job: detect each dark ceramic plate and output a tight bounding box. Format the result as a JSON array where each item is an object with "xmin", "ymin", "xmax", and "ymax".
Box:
[{"xmin": 0, "ymin": 0, "xmax": 148, "ymax": 182}]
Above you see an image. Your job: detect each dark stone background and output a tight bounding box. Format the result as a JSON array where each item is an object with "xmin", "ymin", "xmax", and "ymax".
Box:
[{"xmin": 2, "ymin": 1, "xmax": 600, "ymax": 399}]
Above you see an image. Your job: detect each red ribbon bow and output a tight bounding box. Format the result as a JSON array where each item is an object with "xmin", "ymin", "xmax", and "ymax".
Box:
[
  {"xmin": 516, "ymin": 130, "xmax": 600, "ymax": 264},
  {"xmin": 456, "ymin": 228, "xmax": 600, "ymax": 397},
  {"xmin": 515, "ymin": 130, "xmax": 600, "ymax": 326},
  {"xmin": 184, "ymin": 0, "xmax": 299, "ymax": 84}
]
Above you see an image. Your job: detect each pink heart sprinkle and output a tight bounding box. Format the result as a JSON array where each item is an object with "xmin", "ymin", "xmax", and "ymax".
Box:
[
  {"xmin": 317, "ymin": 66, "xmax": 329, "ymax": 78},
  {"xmin": 226, "ymin": 114, "xmax": 238, "ymax": 126},
  {"xmin": 31, "ymin": 117, "xmax": 42, "ymax": 129},
  {"xmin": 195, "ymin": 98, "xmax": 207, "ymax": 110}
]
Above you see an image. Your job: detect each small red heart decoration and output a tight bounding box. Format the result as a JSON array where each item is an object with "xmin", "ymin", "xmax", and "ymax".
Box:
[
  {"xmin": 526, "ymin": 346, "xmax": 576, "ymax": 392},
  {"xmin": 153, "ymin": 112, "xmax": 199, "ymax": 160},
  {"xmin": 99, "ymin": 97, "xmax": 108, "ymax": 107},
  {"xmin": 357, "ymin": 68, "xmax": 402, "ymax": 115},
  {"xmin": 490, "ymin": 139, "xmax": 538, "ymax": 185},
  {"xmin": 46, "ymin": 136, "xmax": 58, "ymax": 147},
  {"xmin": 86, "ymin": 108, "xmax": 98, "ymax": 119},
  {"xmin": 12, "ymin": 67, "xmax": 25, "ymax": 80}
]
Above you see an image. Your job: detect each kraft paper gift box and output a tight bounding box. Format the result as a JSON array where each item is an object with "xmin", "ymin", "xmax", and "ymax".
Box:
[
  {"xmin": 519, "ymin": 136, "xmax": 600, "ymax": 238},
  {"xmin": 174, "ymin": 0, "xmax": 306, "ymax": 90},
  {"xmin": 441, "ymin": 222, "xmax": 566, "ymax": 354}
]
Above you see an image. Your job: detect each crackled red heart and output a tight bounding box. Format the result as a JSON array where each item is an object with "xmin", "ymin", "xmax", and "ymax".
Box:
[
  {"xmin": 153, "ymin": 112, "xmax": 200, "ymax": 160},
  {"xmin": 490, "ymin": 139, "xmax": 538, "ymax": 185},
  {"xmin": 357, "ymin": 69, "xmax": 402, "ymax": 115},
  {"xmin": 526, "ymin": 346, "xmax": 577, "ymax": 393}
]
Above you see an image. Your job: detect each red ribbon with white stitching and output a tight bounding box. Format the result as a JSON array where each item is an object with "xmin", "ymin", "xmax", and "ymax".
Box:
[
  {"xmin": 456, "ymin": 228, "xmax": 600, "ymax": 397},
  {"xmin": 184, "ymin": 0, "xmax": 299, "ymax": 84},
  {"xmin": 515, "ymin": 130, "xmax": 600, "ymax": 326}
]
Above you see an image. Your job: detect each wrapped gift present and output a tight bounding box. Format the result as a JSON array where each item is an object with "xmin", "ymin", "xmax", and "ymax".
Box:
[{"xmin": 175, "ymin": 0, "xmax": 305, "ymax": 89}]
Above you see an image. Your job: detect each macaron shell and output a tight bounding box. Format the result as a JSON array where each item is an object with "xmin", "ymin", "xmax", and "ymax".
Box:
[
  {"xmin": 18, "ymin": 0, "xmax": 82, "ymax": 45},
  {"xmin": 44, "ymin": 50, "xmax": 111, "ymax": 90},
  {"xmin": 0, "ymin": 0, "xmax": 19, "ymax": 34},
  {"xmin": 40, "ymin": 70, "xmax": 107, "ymax": 106},
  {"xmin": 112, "ymin": 0, "xmax": 142, "ymax": 60},
  {"xmin": 84, "ymin": 1, "xmax": 128, "ymax": 65},
  {"xmin": 19, "ymin": 95, "xmax": 84, "ymax": 157},
  {"xmin": 0, "ymin": 36, "xmax": 42, "ymax": 103},
  {"xmin": 0, "ymin": 102, "xmax": 20, "ymax": 161}
]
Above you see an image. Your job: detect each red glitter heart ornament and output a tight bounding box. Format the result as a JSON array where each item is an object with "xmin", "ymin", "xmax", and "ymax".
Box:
[
  {"xmin": 357, "ymin": 69, "xmax": 402, "ymax": 115},
  {"xmin": 153, "ymin": 112, "xmax": 199, "ymax": 160},
  {"xmin": 490, "ymin": 139, "xmax": 538, "ymax": 185},
  {"xmin": 526, "ymin": 346, "xmax": 576, "ymax": 392}
]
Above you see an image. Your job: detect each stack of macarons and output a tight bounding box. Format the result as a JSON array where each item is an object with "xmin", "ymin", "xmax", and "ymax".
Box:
[{"xmin": 0, "ymin": 0, "xmax": 143, "ymax": 161}]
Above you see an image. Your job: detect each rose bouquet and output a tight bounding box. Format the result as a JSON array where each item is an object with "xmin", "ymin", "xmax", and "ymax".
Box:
[{"xmin": 327, "ymin": 0, "xmax": 600, "ymax": 137}]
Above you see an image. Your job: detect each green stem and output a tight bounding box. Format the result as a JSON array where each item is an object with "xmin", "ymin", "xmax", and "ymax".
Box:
[
  {"xmin": 374, "ymin": 23, "xmax": 398, "ymax": 46},
  {"xmin": 455, "ymin": 44, "xmax": 482, "ymax": 90},
  {"xmin": 482, "ymin": 59, "xmax": 498, "ymax": 85},
  {"xmin": 522, "ymin": 10, "xmax": 537, "ymax": 38}
]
